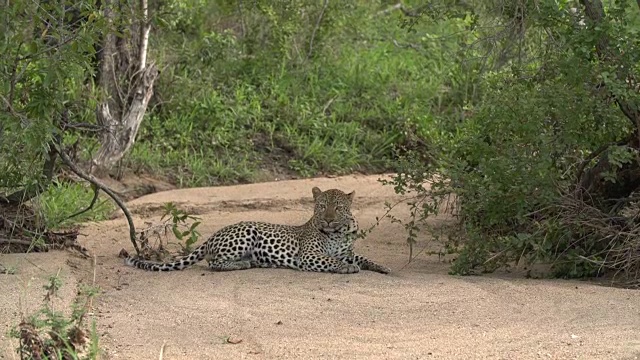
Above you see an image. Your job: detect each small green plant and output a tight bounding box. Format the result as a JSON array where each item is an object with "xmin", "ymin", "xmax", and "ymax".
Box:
[
  {"xmin": 0, "ymin": 264, "xmax": 17, "ymax": 275},
  {"xmin": 162, "ymin": 202, "xmax": 202, "ymax": 252},
  {"xmin": 10, "ymin": 271, "xmax": 100, "ymax": 359}
]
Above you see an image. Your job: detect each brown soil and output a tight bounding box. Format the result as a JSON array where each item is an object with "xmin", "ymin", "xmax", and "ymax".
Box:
[{"xmin": 1, "ymin": 175, "xmax": 640, "ymax": 359}]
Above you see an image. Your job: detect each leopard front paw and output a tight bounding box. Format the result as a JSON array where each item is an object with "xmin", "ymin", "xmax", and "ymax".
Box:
[
  {"xmin": 337, "ymin": 263, "xmax": 360, "ymax": 274},
  {"xmin": 374, "ymin": 265, "xmax": 391, "ymax": 274}
]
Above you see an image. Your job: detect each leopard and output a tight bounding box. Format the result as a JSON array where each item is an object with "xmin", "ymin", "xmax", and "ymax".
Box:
[{"xmin": 124, "ymin": 186, "xmax": 390, "ymax": 274}]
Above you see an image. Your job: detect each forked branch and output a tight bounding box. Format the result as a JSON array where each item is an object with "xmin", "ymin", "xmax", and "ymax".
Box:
[{"xmin": 55, "ymin": 141, "xmax": 140, "ymax": 255}]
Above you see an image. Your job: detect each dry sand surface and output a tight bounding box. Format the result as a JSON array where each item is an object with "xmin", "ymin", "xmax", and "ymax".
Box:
[{"xmin": 1, "ymin": 175, "xmax": 640, "ymax": 360}]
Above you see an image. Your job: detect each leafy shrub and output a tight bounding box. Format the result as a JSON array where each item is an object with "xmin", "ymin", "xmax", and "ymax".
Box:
[{"xmin": 385, "ymin": 0, "xmax": 640, "ymax": 282}]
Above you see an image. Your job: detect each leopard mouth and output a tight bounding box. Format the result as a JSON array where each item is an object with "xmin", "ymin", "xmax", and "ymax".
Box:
[{"xmin": 320, "ymin": 227, "xmax": 358, "ymax": 235}]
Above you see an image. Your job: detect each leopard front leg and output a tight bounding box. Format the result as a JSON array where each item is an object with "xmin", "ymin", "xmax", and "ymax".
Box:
[
  {"xmin": 333, "ymin": 248, "xmax": 390, "ymax": 274},
  {"xmin": 299, "ymin": 253, "xmax": 360, "ymax": 274},
  {"xmin": 349, "ymin": 254, "xmax": 391, "ymax": 274}
]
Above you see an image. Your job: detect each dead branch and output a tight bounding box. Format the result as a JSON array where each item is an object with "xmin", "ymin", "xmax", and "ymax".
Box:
[
  {"xmin": 139, "ymin": 0, "xmax": 151, "ymax": 71},
  {"xmin": 0, "ymin": 237, "xmax": 42, "ymax": 248},
  {"xmin": 545, "ymin": 194, "xmax": 640, "ymax": 284},
  {"xmin": 55, "ymin": 141, "xmax": 140, "ymax": 255},
  {"xmin": 391, "ymin": 39, "xmax": 423, "ymax": 53},
  {"xmin": 307, "ymin": 0, "xmax": 329, "ymax": 61},
  {"xmin": 376, "ymin": 3, "xmax": 403, "ymax": 16},
  {"xmin": 376, "ymin": 2, "xmax": 423, "ymax": 17}
]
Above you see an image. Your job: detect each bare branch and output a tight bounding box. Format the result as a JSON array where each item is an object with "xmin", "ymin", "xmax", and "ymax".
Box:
[
  {"xmin": 56, "ymin": 140, "xmax": 141, "ymax": 255},
  {"xmin": 575, "ymin": 137, "xmax": 630, "ymax": 193},
  {"xmin": 138, "ymin": 0, "xmax": 151, "ymax": 70},
  {"xmin": 307, "ymin": 0, "xmax": 329, "ymax": 61},
  {"xmin": 376, "ymin": 3, "xmax": 403, "ymax": 16},
  {"xmin": 61, "ymin": 184, "xmax": 100, "ymax": 223}
]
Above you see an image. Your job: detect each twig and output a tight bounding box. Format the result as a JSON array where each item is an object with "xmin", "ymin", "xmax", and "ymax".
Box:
[
  {"xmin": 55, "ymin": 142, "xmax": 140, "ymax": 255},
  {"xmin": 158, "ymin": 341, "xmax": 167, "ymax": 360},
  {"xmin": 391, "ymin": 39, "xmax": 423, "ymax": 53},
  {"xmin": 0, "ymin": 238, "xmax": 41, "ymax": 247},
  {"xmin": 357, "ymin": 194, "xmax": 422, "ymax": 239},
  {"xmin": 321, "ymin": 95, "xmax": 337, "ymax": 115},
  {"xmin": 307, "ymin": 0, "xmax": 329, "ymax": 61},
  {"xmin": 61, "ymin": 122, "xmax": 110, "ymax": 132},
  {"xmin": 376, "ymin": 3, "xmax": 403, "ymax": 16},
  {"xmin": 16, "ymin": 33, "xmax": 80, "ymax": 62},
  {"xmin": 61, "ymin": 184, "xmax": 100, "ymax": 223}
]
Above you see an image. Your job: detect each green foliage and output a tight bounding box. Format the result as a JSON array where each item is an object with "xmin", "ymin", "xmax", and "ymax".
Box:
[
  {"xmin": 1, "ymin": 0, "xmax": 105, "ymax": 191},
  {"xmin": 124, "ymin": 0, "xmax": 463, "ymax": 186},
  {"xmin": 35, "ymin": 182, "xmax": 114, "ymax": 228},
  {"xmin": 5, "ymin": 0, "xmax": 639, "ymax": 283},
  {"xmin": 10, "ymin": 273, "xmax": 100, "ymax": 359},
  {"xmin": 1, "ymin": 0, "xmax": 111, "ymax": 228},
  {"xmin": 386, "ymin": 0, "xmax": 640, "ymax": 280},
  {"xmin": 2, "ymin": 0, "xmax": 462, "ymax": 229}
]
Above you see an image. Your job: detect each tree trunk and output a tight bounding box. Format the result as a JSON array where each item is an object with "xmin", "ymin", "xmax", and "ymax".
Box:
[{"xmin": 91, "ymin": 0, "xmax": 158, "ymax": 175}]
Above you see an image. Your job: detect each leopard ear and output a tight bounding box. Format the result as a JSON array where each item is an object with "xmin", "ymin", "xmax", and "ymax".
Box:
[
  {"xmin": 312, "ymin": 187, "xmax": 323, "ymax": 199},
  {"xmin": 347, "ymin": 190, "xmax": 355, "ymax": 203}
]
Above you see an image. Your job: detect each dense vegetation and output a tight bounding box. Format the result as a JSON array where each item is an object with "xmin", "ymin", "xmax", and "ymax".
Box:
[
  {"xmin": 131, "ymin": 1, "xmax": 457, "ymax": 185},
  {"xmin": 2, "ymin": 0, "xmax": 640, "ymax": 284},
  {"xmin": 3, "ymin": 0, "xmax": 640, "ymax": 356}
]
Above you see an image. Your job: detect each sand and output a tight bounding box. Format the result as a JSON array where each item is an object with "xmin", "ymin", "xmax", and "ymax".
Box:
[{"xmin": 1, "ymin": 175, "xmax": 639, "ymax": 359}]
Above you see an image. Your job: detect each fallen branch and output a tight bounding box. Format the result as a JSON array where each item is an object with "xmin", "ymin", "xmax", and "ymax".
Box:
[
  {"xmin": 55, "ymin": 142, "xmax": 140, "ymax": 255},
  {"xmin": 0, "ymin": 237, "xmax": 41, "ymax": 247}
]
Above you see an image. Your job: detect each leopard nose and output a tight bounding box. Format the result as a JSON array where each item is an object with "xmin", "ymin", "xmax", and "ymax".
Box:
[{"xmin": 328, "ymin": 221, "xmax": 340, "ymax": 228}]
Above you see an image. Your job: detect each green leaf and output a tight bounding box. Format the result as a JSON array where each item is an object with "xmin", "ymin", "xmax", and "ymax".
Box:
[
  {"xmin": 190, "ymin": 221, "xmax": 201, "ymax": 231},
  {"xmin": 172, "ymin": 226, "xmax": 183, "ymax": 240}
]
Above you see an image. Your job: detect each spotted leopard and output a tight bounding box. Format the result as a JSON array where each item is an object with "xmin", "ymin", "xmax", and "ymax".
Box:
[{"xmin": 124, "ymin": 187, "xmax": 390, "ymax": 274}]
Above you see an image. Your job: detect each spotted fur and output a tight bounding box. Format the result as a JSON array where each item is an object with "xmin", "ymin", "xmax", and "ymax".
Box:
[{"xmin": 124, "ymin": 187, "xmax": 390, "ymax": 274}]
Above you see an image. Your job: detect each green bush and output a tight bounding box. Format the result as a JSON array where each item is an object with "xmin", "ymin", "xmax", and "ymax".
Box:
[
  {"xmin": 386, "ymin": 0, "xmax": 640, "ymax": 280},
  {"xmin": 126, "ymin": 0, "xmax": 466, "ymax": 186}
]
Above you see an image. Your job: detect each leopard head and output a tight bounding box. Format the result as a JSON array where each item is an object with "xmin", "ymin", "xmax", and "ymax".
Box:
[{"xmin": 311, "ymin": 187, "xmax": 358, "ymax": 235}]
